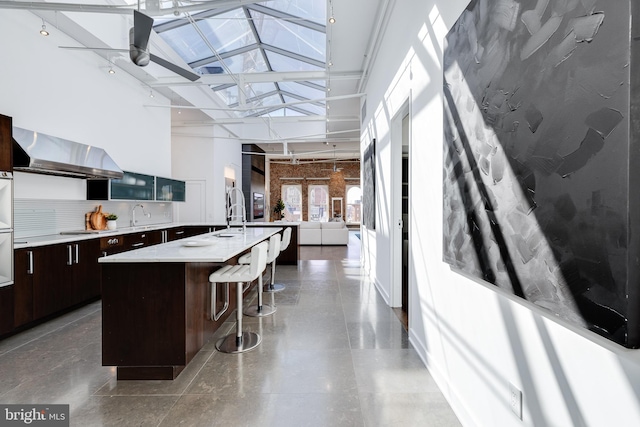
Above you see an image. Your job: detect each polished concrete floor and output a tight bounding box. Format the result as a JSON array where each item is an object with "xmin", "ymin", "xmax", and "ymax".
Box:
[{"xmin": 0, "ymin": 232, "xmax": 461, "ymax": 426}]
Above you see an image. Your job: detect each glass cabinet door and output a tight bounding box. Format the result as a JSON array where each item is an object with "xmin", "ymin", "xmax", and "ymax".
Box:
[
  {"xmin": 110, "ymin": 171, "xmax": 155, "ymax": 200},
  {"xmin": 156, "ymin": 177, "xmax": 185, "ymax": 202}
]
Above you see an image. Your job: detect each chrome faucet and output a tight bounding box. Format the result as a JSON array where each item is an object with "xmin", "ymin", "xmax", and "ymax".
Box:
[{"xmin": 130, "ymin": 204, "xmax": 151, "ymax": 227}]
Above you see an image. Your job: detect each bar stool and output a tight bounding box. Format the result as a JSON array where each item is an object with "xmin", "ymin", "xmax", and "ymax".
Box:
[
  {"xmin": 209, "ymin": 241, "xmax": 268, "ymax": 353},
  {"xmin": 265, "ymin": 227, "xmax": 291, "ymax": 293},
  {"xmin": 239, "ymin": 234, "xmax": 279, "ymax": 317}
]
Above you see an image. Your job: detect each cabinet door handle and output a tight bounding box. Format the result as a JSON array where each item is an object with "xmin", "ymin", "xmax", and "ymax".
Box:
[
  {"xmin": 74, "ymin": 244, "xmax": 79, "ymax": 264},
  {"xmin": 163, "ymin": 230, "xmax": 167, "ymax": 243},
  {"xmin": 67, "ymin": 245, "xmax": 73, "ymax": 266},
  {"xmin": 131, "ymin": 242, "xmax": 145, "ymax": 248},
  {"xmin": 175, "ymin": 231, "xmax": 185, "ymax": 235},
  {"xmin": 102, "ymin": 251, "xmax": 108, "ymax": 257},
  {"xmin": 27, "ymin": 251, "xmax": 33, "ymax": 275}
]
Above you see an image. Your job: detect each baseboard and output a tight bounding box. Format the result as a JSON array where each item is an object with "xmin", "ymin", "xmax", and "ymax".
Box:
[
  {"xmin": 409, "ymin": 328, "xmax": 477, "ymax": 427},
  {"xmin": 373, "ymin": 277, "xmax": 391, "ymax": 305}
]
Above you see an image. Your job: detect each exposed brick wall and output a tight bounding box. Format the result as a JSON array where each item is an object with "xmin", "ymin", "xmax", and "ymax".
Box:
[{"xmin": 269, "ymin": 160, "xmax": 360, "ymax": 221}]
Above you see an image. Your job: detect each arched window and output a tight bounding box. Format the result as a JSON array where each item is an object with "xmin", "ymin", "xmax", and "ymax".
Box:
[
  {"xmin": 308, "ymin": 184, "xmax": 329, "ymax": 222},
  {"xmin": 346, "ymin": 185, "xmax": 362, "ymax": 224},
  {"xmin": 281, "ymin": 184, "xmax": 302, "ymax": 221}
]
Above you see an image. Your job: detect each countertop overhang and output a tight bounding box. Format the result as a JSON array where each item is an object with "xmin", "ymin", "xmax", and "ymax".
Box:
[{"xmin": 98, "ymin": 227, "xmax": 282, "ymax": 263}]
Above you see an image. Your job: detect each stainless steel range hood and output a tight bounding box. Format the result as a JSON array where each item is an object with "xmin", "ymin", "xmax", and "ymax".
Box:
[{"xmin": 12, "ymin": 127, "xmax": 124, "ymax": 179}]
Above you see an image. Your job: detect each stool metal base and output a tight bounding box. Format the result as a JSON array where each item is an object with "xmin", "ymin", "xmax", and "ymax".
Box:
[
  {"xmin": 244, "ymin": 304, "xmax": 277, "ymax": 317},
  {"xmin": 264, "ymin": 283, "xmax": 286, "ymax": 293},
  {"xmin": 215, "ymin": 331, "xmax": 261, "ymax": 353}
]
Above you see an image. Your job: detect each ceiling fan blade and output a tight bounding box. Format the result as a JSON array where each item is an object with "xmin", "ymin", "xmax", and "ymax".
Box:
[
  {"xmin": 150, "ymin": 53, "xmax": 201, "ymax": 81},
  {"xmin": 133, "ymin": 10, "xmax": 153, "ymax": 51}
]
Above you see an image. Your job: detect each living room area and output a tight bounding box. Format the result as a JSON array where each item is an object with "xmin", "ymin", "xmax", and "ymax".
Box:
[{"xmin": 242, "ymin": 144, "xmax": 362, "ymax": 246}]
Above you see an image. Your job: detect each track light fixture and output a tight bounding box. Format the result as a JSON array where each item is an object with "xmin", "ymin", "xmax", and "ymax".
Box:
[
  {"xmin": 108, "ymin": 67, "xmax": 115, "ymax": 74},
  {"xmin": 328, "ymin": 0, "xmax": 336, "ymax": 24},
  {"xmin": 39, "ymin": 19, "xmax": 49, "ymax": 36}
]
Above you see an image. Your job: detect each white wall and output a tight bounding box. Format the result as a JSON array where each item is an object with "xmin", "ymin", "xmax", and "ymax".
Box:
[
  {"xmin": 172, "ymin": 125, "xmax": 242, "ymax": 223},
  {"xmin": 0, "ymin": 10, "xmax": 172, "ymax": 199},
  {"xmin": 361, "ymin": 1, "xmax": 640, "ymax": 426}
]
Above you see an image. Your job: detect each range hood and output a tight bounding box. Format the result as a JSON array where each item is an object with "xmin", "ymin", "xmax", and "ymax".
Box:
[{"xmin": 12, "ymin": 127, "xmax": 124, "ymax": 179}]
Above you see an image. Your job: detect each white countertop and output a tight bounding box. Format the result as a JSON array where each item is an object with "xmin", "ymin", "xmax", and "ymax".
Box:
[
  {"xmin": 14, "ymin": 222, "xmax": 298, "ymax": 249},
  {"xmin": 98, "ymin": 227, "xmax": 282, "ymax": 263}
]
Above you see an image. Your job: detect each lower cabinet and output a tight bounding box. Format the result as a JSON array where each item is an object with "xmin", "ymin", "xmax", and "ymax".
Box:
[
  {"xmin": 0, "ymin": 285, "xmax": 13, "ymax": 335},
  {"xmin": 14, "ymin": 240, "xmax": 101, "ymax": 326},
  {"xmin": 13, "ymin": 249, "xmax": 33, "ymax": 327},
  {"xmin": 184, "ymin": 226, "xmax": 214, "ymax": 237}
]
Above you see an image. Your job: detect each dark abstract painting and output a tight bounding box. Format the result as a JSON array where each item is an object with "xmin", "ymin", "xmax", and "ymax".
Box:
[
  {"xmin": 363, "ymin": 138, "xmax": 376, "ymax": 230},
  {"xmin": 443, "ymin": 0, "xmax": 640, "ymax": 347}
]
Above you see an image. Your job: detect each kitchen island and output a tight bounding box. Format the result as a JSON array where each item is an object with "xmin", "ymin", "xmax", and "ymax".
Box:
[{"xmin": 99, "ymin": 227, "xmax": 281, "ymax": 380}]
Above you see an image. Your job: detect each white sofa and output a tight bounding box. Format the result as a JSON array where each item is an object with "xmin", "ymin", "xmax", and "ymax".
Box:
[{"xmin": 299, "ymin": 220, "xmax": 349, "ymax": 245}]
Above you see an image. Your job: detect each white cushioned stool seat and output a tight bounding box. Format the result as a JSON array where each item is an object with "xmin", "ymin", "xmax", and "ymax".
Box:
[
  {"xmin": 209, "ymin": 241, "xmax": 268, "ymax": 353},
  {"xmin": 238, "ymin": 234, "xmax": 279, "ymax": 317}
]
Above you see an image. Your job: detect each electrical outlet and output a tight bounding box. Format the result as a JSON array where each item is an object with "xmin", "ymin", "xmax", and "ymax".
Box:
[{"xmin": 510, "ymin": 383, "xmax": 522, "ymax": 420}]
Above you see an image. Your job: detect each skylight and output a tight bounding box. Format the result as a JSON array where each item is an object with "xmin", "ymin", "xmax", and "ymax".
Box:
[{"xmin": 155, "ymin": 0, "xmax": 327, "ymax": 118}]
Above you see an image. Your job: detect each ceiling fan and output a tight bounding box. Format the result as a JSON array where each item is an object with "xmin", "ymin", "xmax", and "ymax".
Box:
[{"xmin": 61, "ymin": 10, "xmax": 200, "ymax": 81}]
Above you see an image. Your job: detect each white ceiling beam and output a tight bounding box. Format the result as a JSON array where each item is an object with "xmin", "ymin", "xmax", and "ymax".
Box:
[
  {"xmin": 145, "ymin": 93, "xmax": 365, "ymax": 112},
  {"xmin": 172, "ymin": 115, "xmax": 359, "ymax": 126},
  {"xmin": 0, "ymin": 0, "xmax": 266, "ymax": 15},
  {"xmin": 148, "ymin": 71, "xmax": 362, "ymax": 87}
]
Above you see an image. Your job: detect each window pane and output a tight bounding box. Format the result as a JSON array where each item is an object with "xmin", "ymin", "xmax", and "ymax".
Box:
[
  {"xmin": 265, "ymin": 50, "xmax": 324, "ymax": 72},
  {"xmin": 212, "ymin": 84, "xmax": 238, "ymax": 105},
  {"xmin": 279, "ymin": 81, "xmax": 325, "ymax": 100},
  {"xmin": 251, "ymin": 10, "xmax": 325, "ymax": 62},
  {"xmin": 260, "ymin": 108, "xmax": 307, "ymax": 117},
  {"xmin": 283, "ymin": 96, "xmax": 325, "ymax": 115},
  {"xmin": 244, "ymin": 93, "xmax": 283, "ymax": 115},
  {"xmin": 197, "ymin": 9, "xmax": 255, "ymax": 55},
  {"xmin": 346, "ymin": 185, "xmax": 362, "ymax": 224},
  {"xmin": 199, "ymin": 49, "xmax": 268, "ymax": 74},
  {"xmin": 281, "ymin": 184, "xmax": 302, "ymax": 221},
  {"xmin": 158, "ymin": 24, "xmax": 212, "ymax": 64},
  {"xmin": 261, "ymin": 0, "xmax": 327, "ymax": 25},
  {"xmin": 308, "ymin": 184, "xmax": 329, "ymax": 222}
]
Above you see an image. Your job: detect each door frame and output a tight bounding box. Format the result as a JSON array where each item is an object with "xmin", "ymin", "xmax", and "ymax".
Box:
[{"xmin": 391, "ymin": 99, "xmax": 411, "ymax": 308}]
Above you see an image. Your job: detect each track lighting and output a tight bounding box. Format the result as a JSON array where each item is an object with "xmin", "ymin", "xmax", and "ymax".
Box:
[
  {"xmin": 149, "ymin": 90, "xmax": 154, "ymax": 98},
  {"xmin": 328, "ymin": 0, "xmax": 336, "ymax": 24},
  {"xmin": 39, "ymin": 19, "xmax": 49, "ymax": 36},
  {"xmin": 108, "ymin": 67, "xmax": 115, "ymax": 74}
]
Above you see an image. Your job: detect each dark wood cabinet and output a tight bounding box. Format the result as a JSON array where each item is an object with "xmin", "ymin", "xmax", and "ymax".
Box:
[
  {"xmin": 147, "ymin": 230, "xmax": 164, "ymax": 245},
  {"xmin": 184, "ymin": 226, "xmax": 213, "ymax": 237},
  {"xmin": 167, "ymin": 227, "xmax": 187, "ymax": 241},
  {"xmin": 0, "ymin": 285, "xmax": 13, "ymax": 335},
  {"xmin": 124, "ymin": 232, "xmax": 149, "ymax": 250},
  {"xmin": 33, "ymin": 244, "xmax": 70, "ymax": 318},
  {"xmin": 0, "ymin": 114, "xmax": 13, "ymax": 172},
  {"xmin": 23, "ymin": 240, "xmax": 101, "ymax": 321},
  {"xmin": 73, "ymin": 239, "xmax": 101, "ymax": 303},
  {"xmin": 13, "ymin": 249, "xmax": 34, "ymax": 327}
]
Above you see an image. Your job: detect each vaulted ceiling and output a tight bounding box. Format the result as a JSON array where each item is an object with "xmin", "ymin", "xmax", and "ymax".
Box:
[{"xmin": 1, "ymin": 0, "xmax": 391, "ymax": 160}]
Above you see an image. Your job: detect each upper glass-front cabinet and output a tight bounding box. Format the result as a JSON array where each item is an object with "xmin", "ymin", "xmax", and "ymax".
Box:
[
  {"xmin": 110, "ymin": 171, "xmax": 155, "ymax": 200},
  {"xmin": 156, "ymin": 177, "xmax": 185, "ymax": 202},
  {"xmin": 87, "ymin": 172, "xmax": 185, "ymax": 202}
]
